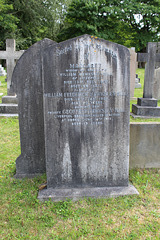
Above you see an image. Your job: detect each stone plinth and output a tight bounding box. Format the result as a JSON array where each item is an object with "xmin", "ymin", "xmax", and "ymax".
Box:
[
  {"xmin": 132, "ymin": 103, "xmax": 160, "ymax": 117},
  {"xmin": 38, "ymin": 185, "xmax": 139, "ymax": 202}
]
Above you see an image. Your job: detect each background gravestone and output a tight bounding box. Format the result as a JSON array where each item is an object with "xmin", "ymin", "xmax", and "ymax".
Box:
[
  {"xmin": 11, "ymin": 38, "xmax": 56, "ymax": 178},
  {"xmin": 38, "ymin": 35, "xmax": 138, "ymax": 201},
  {"xmin": 153, "ymin": 68, "xmax": 160, "ymax": 100},
  {"xmin": 129, "ymin": 48, "xmax": 137, "ymax": 98},
  {"xmin": 155, "ymin": 43, "xmax": 160, "ymax": 69},
  {"xmin": 132, "ymin": 42, "xmax": 160, "ymax": 117},
  {"xmin": 0, "ymin": 39, "xmax": 24, "ymax": 95}
]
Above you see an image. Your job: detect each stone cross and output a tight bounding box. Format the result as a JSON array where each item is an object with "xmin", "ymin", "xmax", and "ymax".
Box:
[
  {"xmin": 137, "ymin": 42, "xmax": 160, "ymax": 98},
  {"xmin": 0, "ymin": 39, "xmax": 24, "ymax": 95}
]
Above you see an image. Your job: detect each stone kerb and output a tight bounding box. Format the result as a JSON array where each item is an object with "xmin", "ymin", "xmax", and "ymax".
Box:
[{"xmin": 11, "ymin": 38, "xmax": 56, "ymax": 178}]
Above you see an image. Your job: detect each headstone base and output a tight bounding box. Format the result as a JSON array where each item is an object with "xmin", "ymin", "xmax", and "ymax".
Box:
[
  {"xmin": 130, "ymin": 112, "xmax": 160, "ymax": 119},
  {"xmin": 14, "ymin": 173, "xmax": 43, "ymax": 179},
  {"xmin": 38, "ymin": 185, "xmax": 139, "ymax": 202},
  {"xmin": 138, "ymin": 98, "xmax": 157, "ymax": 107},
  {"xmin": 2, "ymin": 95, "xmax": 18, "ymax": 104},
  {"xmin": 0, "ymin": 113, "xmax": 18, "ymax": 117},
  {"xmin": 132, "ymin": 104, "xmax": 160, "ymax": 117},
  {"xmin": 0, "ymin": 103, "xmax": 18, "ymax": 113},
  {"xmin": 132, "ymin": 97, "xmax": 160, "ymax": 117}
]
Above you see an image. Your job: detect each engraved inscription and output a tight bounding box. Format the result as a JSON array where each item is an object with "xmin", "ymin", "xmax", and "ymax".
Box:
[{"xmin": 45, "ymin": 56, "xmax": 126, "ymax": 126}]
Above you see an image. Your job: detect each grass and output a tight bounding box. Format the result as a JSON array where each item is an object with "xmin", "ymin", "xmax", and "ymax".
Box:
[
  {"xmin": 0, "ymin": 75, "xmax": 160, "ymax": 239},
  {"xmin": 0, "ymin": 117, "xmax": 160, "ymax": 239}
]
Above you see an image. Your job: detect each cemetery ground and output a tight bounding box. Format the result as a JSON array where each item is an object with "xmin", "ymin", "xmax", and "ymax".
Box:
[{"xmin": 0, "ymin": 70, "xmax": 160, "ymax": 239}]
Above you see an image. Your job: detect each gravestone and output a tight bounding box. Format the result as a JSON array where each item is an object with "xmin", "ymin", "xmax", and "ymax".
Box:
[
  {"xmin": 0, "ymin": 64, "xmax": 6, "ymax": 90},
  {"xmin": 132, "ymin": 42, "xmax": 160, "ymax": 117},
  {"xmin": 0, "ymin": 39, "xmax": 24, "ymax": 95},
  {"xmin": 38, "ymin": 35, "xmax": 138, "ymax": 201},
  {"xmin": 153, "ymin": 68, "xmax": 160, "ymax": 100},
  {"xmin": 129, "ymin": 48, "xmax": 137, "ymax": 97},
  {"xmin": 135, "ymin": 74, "xmax": 141, "ymax": 88},
  {"xmin": 0, "ymin": 64, "xmax": 7, "ymax": 76},
  {"xmin": 11, "ymin": 38, "xmax": 56, "ymax": 178},
  {"xmin": 155, "ymin": 43, "xmax": 160, "ymax": 69}
]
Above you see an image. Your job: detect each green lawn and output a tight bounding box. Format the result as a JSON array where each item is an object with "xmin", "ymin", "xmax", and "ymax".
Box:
[
  {"xmin": 0, "ymin": 74, "xmax": 160, "ymax": 239},
  {"xmin": 0, "ymin": 117, "xmax": 160, "ymax": 239}
]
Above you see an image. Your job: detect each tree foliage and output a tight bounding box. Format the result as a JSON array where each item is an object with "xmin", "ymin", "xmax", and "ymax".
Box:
[
  {"xmin": 1, "ymin": 0, "xmax": 160, "ymax": 51},
  {"xmin": 0, "ymin": 0, "xmax": 18, "ymax": 49},
  {"xmin": 58, "ymin": 0, "xmax": 160, "ymax": 51},
  {"xmin": 1, "ymin": 0, "xmax": 71, "ymax": 49}
]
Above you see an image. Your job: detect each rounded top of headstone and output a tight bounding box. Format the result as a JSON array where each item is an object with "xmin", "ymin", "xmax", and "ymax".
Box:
[{"xmin": 11, "ymin": 38, "xmax": 56, "ymax": 94}]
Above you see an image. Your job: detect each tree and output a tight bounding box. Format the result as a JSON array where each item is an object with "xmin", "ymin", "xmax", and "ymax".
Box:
[
  {"xmin": 58, "ymin": 0, "xmax": 160, "ymax": 51},
  {"xmin": 0, "ymin": 0, "xmax": 18, "ymax": 49},
  {"xmin": 113, "ymin": 0, "xmax": 160, "ymax": 51},
  {"xmin": 1, "ymin": 0, "xmax": 71, "ymax": 49}
]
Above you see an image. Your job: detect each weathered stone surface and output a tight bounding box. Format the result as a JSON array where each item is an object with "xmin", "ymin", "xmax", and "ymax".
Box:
[
  {"xmin": 137, "ymin": 42, "xmax": 160, "ymax": 99},
  {"xmin": 155, "ymin": 42, "xmax": 160, "ymax": 69},
  {"xmin": 129, "ymin": 48, "xmax": 137, "ymax": 97},
  {"xmin": 11, "ymin": 38, "xmax": 56, "ymax": 178},
  {"xmin": 132, "ymin": 104, "xmax": 160, "ymax": 117},
  {"xmin": 42, "ymin": 35, "xmax": 130, "ymax": 193},
  {"xmin": 130, "ymin": 123, "xmax": 160, "ymax": 168},
  {"xmin": 0, "ymin": 39, "xmax": 24, "ymax": 95},
  {"xmin": 38, "ymin": 185, "xmax": 139, "ymax": 202},
  {"xmin": 0, "ymin": 103, "xmax": 18, "ymax": 113},
  {"xmin": 137, "ymin": 98, "xmax": 157, "ymax": 107},
  {"xmin": 153, "ymin": 68, "xmax": 160, "ymax": 100},
  {"xmin": 133, "ymin": 42, "xmax": 160, "ymax": 117},
  {"xmin": 2, "ymin": 96, "xmax": 18, "ymax": 104}
]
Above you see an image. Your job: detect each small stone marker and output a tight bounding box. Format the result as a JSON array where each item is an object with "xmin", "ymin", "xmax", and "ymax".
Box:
[
  {"xmin": 132, "ymin": 42, "xmax": 160, "ymax": 117},
  {"xmin": 38, "ymin": 35, "xmax": 138, "ymax": 201},
  {"xmin": 135, "ymin": 74, "xmax": 141, "ymax": 89},
  {"xmin": 0, "ymin": 39, "xmax": 24, "ymax": 95},
  {"xmin": 12, "ymin": 38, "xmax": 56, "ymax": 178},
  {"xmin": 0, "ymin": 64, "xmax": 7, "ymax": 76}
]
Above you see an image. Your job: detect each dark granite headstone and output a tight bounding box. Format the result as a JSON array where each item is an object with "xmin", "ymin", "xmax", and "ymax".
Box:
[
  {"xmin": 11, "ymin": 38, "xmax": 56, "ymax": 178},
  {"xmin": 38, "ymin": 35, "xmax": 138, "ymax": 200}
]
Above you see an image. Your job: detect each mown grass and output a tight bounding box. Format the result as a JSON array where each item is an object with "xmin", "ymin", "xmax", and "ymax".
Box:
[
  {"xmin": 0, "ymin": 70, "xmax": 160, "ymax": 239},
  {"xmin": 0, "ymin": 118, "xmax": 160, "ymax": 239}
]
